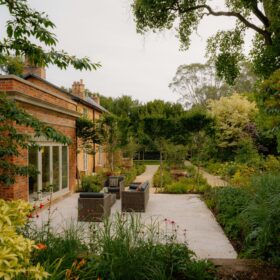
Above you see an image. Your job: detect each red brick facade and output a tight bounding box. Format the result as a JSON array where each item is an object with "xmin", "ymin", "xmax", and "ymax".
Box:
[{"xmin": 0, "ymin": 75, "xmax": 79, "ymax": 201}]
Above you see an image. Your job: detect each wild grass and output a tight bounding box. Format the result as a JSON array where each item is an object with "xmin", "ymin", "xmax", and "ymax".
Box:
[{"xmin": 28, "ymin": 213, "xmax": 215, "ymax": 280}]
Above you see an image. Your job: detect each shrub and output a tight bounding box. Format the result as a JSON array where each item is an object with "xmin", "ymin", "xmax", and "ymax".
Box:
[
  {"xmin": 262, "ymin": 155, "xmax": 280, "ymax": 173},
  {"xmin": 153, "ymin": 169, "xmax": 173, "ymax": 188},
  {"xmin": 164, "ymin": 177, "xmax": 210, "ymax": 194},
  {"xmin": 0, "ymin": 199, "xmax": 48, "ymax": 279},
  {"xmin": 241, "ymin": 174, "xmax": 280, "ymax": 265},
  {"xmin": 204, "ymin": 187, "xmax": 250, "ymax": 244},
  {"xmin": 204, "ymin": 174, "xmax": 280, "ymax": 265},
  {"xmin": 29, "ymin": 222, "xmax": 87, "ymax": 279},
  {"xmin": 82, "ymin": 213, "xmax": 215, "ymax": 280},
  {"xmin": 80, "ymin": 174, "xmax": 104, "ymax": 192},
  {"xmin": 135, "ymin": 163, "xmax": 146, "ymax": 175}
]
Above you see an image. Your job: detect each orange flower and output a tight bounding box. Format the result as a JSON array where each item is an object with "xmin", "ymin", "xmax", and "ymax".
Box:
[
  {"xmin": 77, "ymin": 259, "xmax": 86, "ymax": 270},
  {"xmin": 35, "ymin": 243, "xmax": 47, "ymax": 250}
]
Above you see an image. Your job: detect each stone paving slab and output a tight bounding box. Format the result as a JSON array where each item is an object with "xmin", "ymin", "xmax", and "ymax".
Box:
[{"xmin": 36, "ymin": 165, "xmax": 236, "ymax": 260}]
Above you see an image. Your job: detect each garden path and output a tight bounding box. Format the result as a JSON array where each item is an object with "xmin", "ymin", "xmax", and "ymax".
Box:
[
  {"xmin": 36, "ymin": 165, "xmax": 236, "ymax": 260},
  {"xmin": 185, "ymin": 161, "xmax": 228, "ymax": 187}
]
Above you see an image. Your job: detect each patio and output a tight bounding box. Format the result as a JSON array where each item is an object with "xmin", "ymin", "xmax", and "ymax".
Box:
[{"xmin": 36, "ymin": 165, "xmax": 237, "ymax": 260}]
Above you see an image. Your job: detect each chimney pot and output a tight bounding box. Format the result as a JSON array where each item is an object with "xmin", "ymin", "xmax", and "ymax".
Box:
[
  {"xmin": 72, "ymin": 79, "xmax": 85, "ymax": 99},
  {"xmin": 23, "ymin": 57, "xmax": 46, "ymax": 79}
]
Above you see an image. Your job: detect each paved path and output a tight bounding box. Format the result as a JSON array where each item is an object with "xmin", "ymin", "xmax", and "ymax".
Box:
[
  {"xmin": 136, "ymin": 165, "xmax": 159, "ymax": 193},
  {"xmin": 36, "ymin": 164, "xmax": 236, "ymax": 260},
  {"xmin": 185, "ymin": 161, "xmax": 228, "ymax": 187}
]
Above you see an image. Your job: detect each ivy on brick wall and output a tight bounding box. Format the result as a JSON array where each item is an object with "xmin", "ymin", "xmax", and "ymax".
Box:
[{"xmin": 0, "ymin": 93, "xmax": 71, "ymax": 186}]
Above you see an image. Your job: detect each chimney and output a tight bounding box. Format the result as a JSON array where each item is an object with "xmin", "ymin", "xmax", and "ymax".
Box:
[
  {"xmin": 71, "ymin": 79, "xmax": 85, "ymax": 99},
  {"xmin": 23, "ymin": 58, "xmax": 46, "ymax": 79},
  {"xmin": 92, "ymin": 94, "xmax": 100, "ymax": 104}
]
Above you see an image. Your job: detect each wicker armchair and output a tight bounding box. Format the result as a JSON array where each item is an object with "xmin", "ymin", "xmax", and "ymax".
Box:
[
  {"xmin": 121, "ymin": 181, "xmax": 149, "ymax": 212},
  {"xmin": 78, "ymin": 192, "xmax": 112, "ymax": 222},
  {"xmin": 105, "ymin": 176, "xmax": 125, "ymax": 199}
]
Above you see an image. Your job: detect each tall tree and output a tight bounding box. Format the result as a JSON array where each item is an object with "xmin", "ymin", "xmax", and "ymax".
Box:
[
  {"xmin": 169, "ymin": 62, "xmax": 257, "ymax": 109},
  {"xmin": 132, "ymin": 0, "xmax": 280, "ymax": 83}
]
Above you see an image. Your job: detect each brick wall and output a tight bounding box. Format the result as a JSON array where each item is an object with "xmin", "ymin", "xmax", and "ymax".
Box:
[{"xmin": 0, "ymin": 76, "xmax": 78, "ymax": 201}]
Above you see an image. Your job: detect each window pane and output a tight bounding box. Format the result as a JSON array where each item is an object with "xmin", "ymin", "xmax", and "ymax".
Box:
[
  {"xmin": 42, "ymin": 146, "xmax": 50, "ymax": 192},
  {"xmin": 62, "ymin": 146, "xmax": 68, "ymax": 189},
  {"xmin": 28, "ymin": 147, "xmax": 38, "ymax": 200},
  {"xmin": 52, "ymin": 146, "xmax": 60, "ymax": 192}
]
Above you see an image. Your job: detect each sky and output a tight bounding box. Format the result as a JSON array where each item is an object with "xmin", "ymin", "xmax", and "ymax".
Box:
[{"xmin": 1, "ymin": 0, "xmax": 253, "ymax": 103}]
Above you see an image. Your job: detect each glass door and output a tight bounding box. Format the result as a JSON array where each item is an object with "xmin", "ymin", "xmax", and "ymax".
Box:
[{"xmin": 28, "ymin": 145, "xmax": 69, "ymax": 201}]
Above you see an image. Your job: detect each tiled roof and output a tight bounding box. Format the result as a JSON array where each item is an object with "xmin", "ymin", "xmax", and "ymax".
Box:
[
  {"xmin": 71, "ymin": 95, "xmax": 108, "ymax": 113},
  {"xmin": 23, "ymin": 73, "xmax": 108, "ymax": 113}
]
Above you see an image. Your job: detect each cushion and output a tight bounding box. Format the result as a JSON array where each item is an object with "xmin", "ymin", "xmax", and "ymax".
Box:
[
  {"xmin": 79, "ymin": 192, "xmax": 104, "ymax": 198},
  {"xmin": 108, "ymin": 187, "xmax": 119, "ymax": 193},
  {"xmin": 109, "ymin": 177, "xmax": 119, "ymax": 187}
]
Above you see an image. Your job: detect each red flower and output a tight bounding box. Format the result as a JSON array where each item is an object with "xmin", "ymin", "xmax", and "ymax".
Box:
[
  {"xmin": 39, "ymin": 203, "xmax": 44, "ymax": 209},
  {"xmin": 35, "ymin": 243, "xmax": 47, "ymax": 250},
  {"xmin": 27, "ymin": 214, "xmax": 33, "ymax": 219}
]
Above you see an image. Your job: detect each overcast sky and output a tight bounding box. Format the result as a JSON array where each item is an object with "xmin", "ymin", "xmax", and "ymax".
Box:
[{"xmin": 1, "ymin": 1, "xmax": 253, "ymax": 103}]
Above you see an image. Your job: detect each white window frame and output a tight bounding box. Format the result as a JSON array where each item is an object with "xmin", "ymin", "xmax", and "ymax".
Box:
[
  {"xmin": 28, "ymin": 143, "xmax": 69, "ymax": 202},
  {"xmin": 98, "ymin": 145, "xmax": 103, "ymax": 166},
  {"xmin": 83, "ymin": 150, "xmax": 88, "ymax": 171}
]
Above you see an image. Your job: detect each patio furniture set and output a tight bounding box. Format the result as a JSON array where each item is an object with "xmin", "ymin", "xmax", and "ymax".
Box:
[{"xmin": 78, "ymin": 176, "xmax": 150, "ymax": 222}]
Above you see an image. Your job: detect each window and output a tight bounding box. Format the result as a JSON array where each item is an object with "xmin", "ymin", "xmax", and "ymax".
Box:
[
  {"xmin": 28, "ymin": 145, "xmax": 69, "ymax": 201},
  {"xmin": 98, "ymin": 146, "xmax": 103, "ymax": 165},
  {"xmin": 83, "ymin": 108, "xmax": 88, "ymax": 118},
  {"xmin": 83, "ymin": 150, "xmax": 88, "ymax": 171}
]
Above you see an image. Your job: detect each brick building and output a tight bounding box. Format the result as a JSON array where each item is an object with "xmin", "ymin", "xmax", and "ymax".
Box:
[
  {"xmin": 0, "ymin": 64, "xmax": 80, "ymax": 202},
  {"xmin": 70, "ymin": 79, "xmax": 108, "ymax": 175}
]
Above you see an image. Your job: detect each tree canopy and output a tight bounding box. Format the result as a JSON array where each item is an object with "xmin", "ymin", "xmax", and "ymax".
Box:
[
  {"xmin": 169, "ymin": 62, "xmax": 257, "ymax": 109},
  {"xmin": 132, "ymin": 0, "xmax": 280, "ymax": 83},
  {"xmin": 0, "ymin": 0, "xmax": 100, "ymax": 70}
]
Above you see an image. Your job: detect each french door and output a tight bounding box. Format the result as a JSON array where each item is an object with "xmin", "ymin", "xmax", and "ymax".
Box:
[{"xmin": 28, "ymin": 144, "xmax": 69, "ymax": 201}]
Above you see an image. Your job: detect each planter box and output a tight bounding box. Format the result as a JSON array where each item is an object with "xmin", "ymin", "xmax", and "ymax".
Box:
[
  {"xmin": 78, "ymin": 193, "xmax": 112, "ymax": 222},
  {"xmin": 121, "ymin": 181, "xmax": 149, "ymax": 212}
]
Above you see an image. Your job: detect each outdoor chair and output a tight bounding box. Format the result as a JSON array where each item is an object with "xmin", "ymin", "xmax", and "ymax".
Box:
[
  {"xmin": 78, "ymin": 192, "xmax": 112, "ymax": 222},
  {"xmin": 121, "ymin": 181, "xmax": 149, "ymax": 212},
  {"xmin": 104, "ymin": 176, "xmax": 125, "ymax": 199}
]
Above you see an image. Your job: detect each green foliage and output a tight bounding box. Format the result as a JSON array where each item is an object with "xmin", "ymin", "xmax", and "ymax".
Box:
[
  {"xmin": 80, "ymin": 174, "xmax": 104, "ymax": 193},
  {"xmin": 241, "ymin": 174, "xmax": 280, "ymax": 264},
  {"xmin": 132, "ymin": 0, "xmax": 280, "ymax": 81},
  {"xmin": 164, "ymin": 177, "xmax": 210, "ymax": 194},
  {"xmin": 205, "ymin": 174, "xmax": 280, "ymax": 265},
  {"xmin": 0, "ymin": 0, "xmax": 100, "ymax": 71},
  {"xmin": 255, "ymin": 69, "xmax": 280, "ymax": 151},
  {"xmin": 76, "ymin": 117, "xmax": 102, "ymax": 154},
  {"xmin": 0, "ymin": 94, "xmax": 71, "ymax": 186},
  {"xmin": 99, "ymin": 113, "xmax": 122, "ymax": 172},
  {"xmin": 29, "ymin": 223, "xmax": 87, "ymax": 279},
  {"xmin": 208, "ymin": 93, "xmax": 258, "ymax": 150},
  {"xmin": 204, "ymin": 187, "xmax": 250, "ymax": 244},
  {"xmin": 120, "ymin": 165, "xmax": 140, "ymax": 186},
  {"xmin": 0, "ymin": 55, "xmax": 24, "ymax": 75},
  {"xmin": 84, "ymin": 213, "xmax": 215, "ymax": 280},
  {"xmin": 0, "ymin": 199, "xmax": 48, "ymax": 279},
  {"xmin": 135, "ymin": 163, "xmax": 146, "ymax": 175},
  {"xmin": 153, "ymin": 168, "xmax": 173, "ymax": 189}
]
